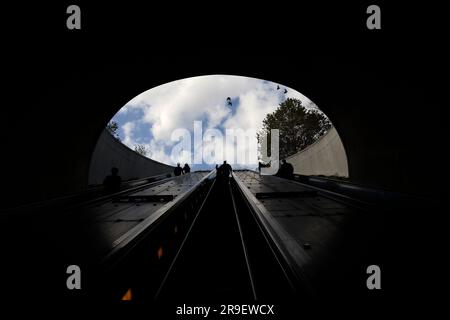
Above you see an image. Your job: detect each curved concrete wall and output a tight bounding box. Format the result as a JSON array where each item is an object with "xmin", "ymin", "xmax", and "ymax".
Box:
[
  {"xmin": 88, "ymin": 130, "xmax": 174, "ymax": 185},
  {"xmin": 286, "ymin": 127, "xmax": 349, "ymax": 177}
]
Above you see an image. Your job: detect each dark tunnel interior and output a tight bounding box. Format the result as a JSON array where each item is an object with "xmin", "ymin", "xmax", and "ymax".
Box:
[{"xmin": 0, "ymin": 2, "xmax": 447, "ymax": 315}]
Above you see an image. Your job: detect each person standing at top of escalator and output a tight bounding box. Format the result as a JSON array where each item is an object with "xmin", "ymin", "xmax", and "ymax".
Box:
[
  {"xmin": 103, "ymin": 167, "xmax": 122, "ymax": 193},
  {"xmin": 174, "ymin": 163, "xmax": 183, "ymax": 176},
  {"xmin": 217, "ymin": 160, "xmax": 233, "ymax": 182},
  {"xmin": 276, "ymin": 159, "xmax": 294, "ymax": 179},
  {"xmin": 183, "ymin": 163, "xmax": 191, "ymax": 174}
]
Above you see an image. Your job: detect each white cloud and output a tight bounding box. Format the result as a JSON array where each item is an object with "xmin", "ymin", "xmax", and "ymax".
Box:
[
  {"xmin": 114, "ymin": 75, "xmax": 317, "ymax": 167},
  {"xmin": 121, "ymin": 121, "xmax": 136, "ymax": 147},
  {"xmin": 147, "ymin": 140, "xmax": 172, "ymax": 164}
]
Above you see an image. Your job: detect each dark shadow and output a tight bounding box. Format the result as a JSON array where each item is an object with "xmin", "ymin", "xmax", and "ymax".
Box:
[
  {"xmin": 217, "ymin": 160, "xmax": 233, "ymax": 185},
  {"xmin": 103, "ymin": 167, "xmax": 122, "ymax": 193},
  {"xmin": 174, "ymin": 163, "xmax": 183, "ymax": 176},
  {"xmin": 275, "ymin": 159, "xmax": 294, "ymax": 179}
]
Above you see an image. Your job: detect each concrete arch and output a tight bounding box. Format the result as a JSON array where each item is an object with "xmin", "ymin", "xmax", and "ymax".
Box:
[
  {"xmin": 88, "ymin": 129, "xmax": 174, "ymax": 185},
  {"xmin": 286, "ymin": 126, "xmax": 349, "ymax": 177}
]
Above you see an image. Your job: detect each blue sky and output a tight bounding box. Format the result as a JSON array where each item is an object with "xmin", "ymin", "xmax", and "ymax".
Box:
[{"xmin": 111, "ymin": 75, "xmax": 318, "ymax": 170}]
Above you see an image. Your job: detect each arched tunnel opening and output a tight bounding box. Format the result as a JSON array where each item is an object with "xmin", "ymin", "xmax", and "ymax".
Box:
[{"xmin": 88, "ymin": 75, "xmax": 349, "ymax": 187}]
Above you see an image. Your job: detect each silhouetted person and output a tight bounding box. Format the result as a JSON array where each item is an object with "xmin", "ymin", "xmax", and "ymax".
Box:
[
  {"xmin": 276, "ymin": 159, "xmax": 294, "ymax": 179},
  {"xmin": 103, "ymin": 167, "xmax": 122, "ymax": 193},
  {"xmin": 174, "ymin": 163, "xmax": 183, "ymax": 176},
  {"xmin": 285, "ymin": 160, "xmax": 294, "ymax": 179},
  {"xmin": 183, "ymin": 163, "xmax": 191, "ymax": 173},
  {"xmin": 217, "ymin": 160, "xmax": 233, "ymax": 183},
  {"xmin": 216, "ymin": 164, "xmax": 222, "ymax": 177}
]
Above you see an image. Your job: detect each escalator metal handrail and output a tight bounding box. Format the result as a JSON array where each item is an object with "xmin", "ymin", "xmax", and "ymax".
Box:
[
  {"xmin": 242, "ymin": 170, "xmax": 372, "ymax": 211},
  {"xmin": 1, "ymin": 173, "xmax": 176, "ymax": 218},
  {"xmin": 154, "ymin": 178, "xmax": 217, "ymax": 300},
  {"xmin": 99, "ymin": 170, "xmax": 216, "ymax": 270},
  {"xmin": 233, "ymin": 173, "xmax": 316, "ymax": 297},
  {"xmin": 229, "ymin": 181, "xmax": 258, "ymax": 300}
]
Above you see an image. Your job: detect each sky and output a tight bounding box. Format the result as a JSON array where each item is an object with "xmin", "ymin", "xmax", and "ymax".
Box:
[{"xmin": 110, "ymin": 75, "xmax": 319, "ymax": 170}]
